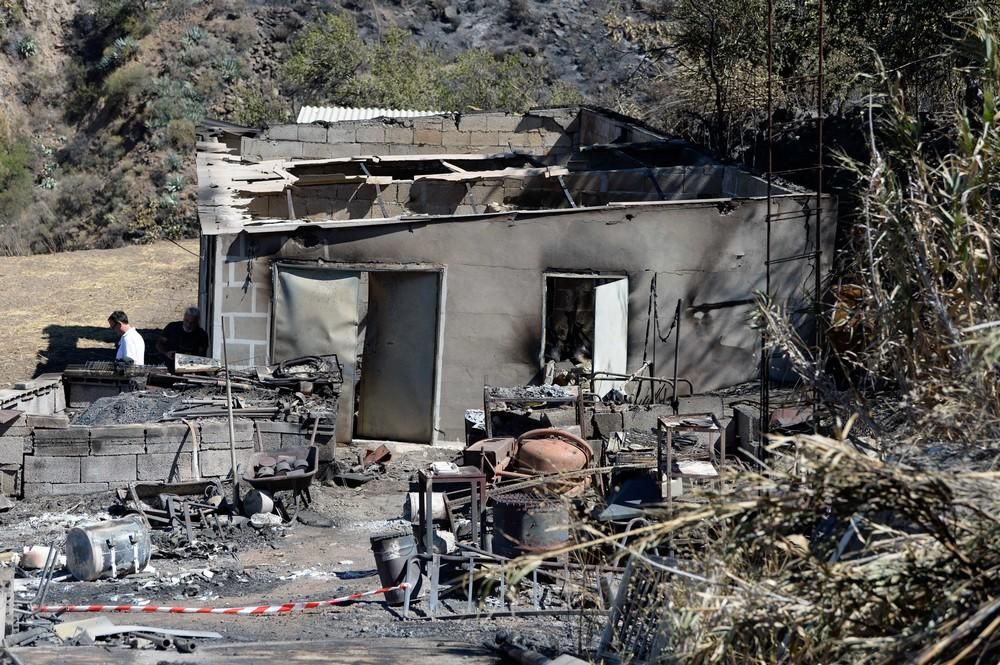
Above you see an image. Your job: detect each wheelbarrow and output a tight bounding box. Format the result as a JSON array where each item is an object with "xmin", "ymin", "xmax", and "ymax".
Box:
[{"xmin": 239, "ymin": 445, "xmax": 319, "ymax": 522}]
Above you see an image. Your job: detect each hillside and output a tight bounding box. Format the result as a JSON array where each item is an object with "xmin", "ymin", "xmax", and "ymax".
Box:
[
  {"xmin": 0, "ymin": 238, "xmax": 198, "ymax": 386},
  {"xmin": 0, "ymin": 0, "xmax": 651, "ymax": 256}
]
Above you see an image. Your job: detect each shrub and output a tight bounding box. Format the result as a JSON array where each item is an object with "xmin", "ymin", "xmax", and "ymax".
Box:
[
  {"xmin": 147, "ymin": 78, "xmax": 205, "ymax": 129},
  {"xmin": 103, "ymin": 62, "xmax": 151, "ymax": 103},
  {"xmin": 16, "ymin": 35, "xmax": 36, "ymax": 59},
  {"xmin": 230, "ymin": 83, "xmax": 290, "ymax": 127},
  {"xmin": 219, "ymin": 56, "xmax": 241, "ymax": 83},
  {"xmin": 283, "ymin": 13, "xmax": 364, "ymax": 98},
  {"xmin": 440, "ymin": 49, "xmax": 545, "ymax": 111},
  {"xmin": 0, "ymin": 134, "xmax": 32, "ymax": 228},
  {"xmin": 97, "ymin": 35, "xmax": 138, "ymax": 72},
  {"xmin": 164, "ymin": 174, "xmax": 185, "ymax": 192},
  {"xmin": 164, "ymin": 151, "xmax": 183, "ymax": 172},
  {"xmin": 165, "ymin": 119, "xmax": 197, "ymax": 150}
]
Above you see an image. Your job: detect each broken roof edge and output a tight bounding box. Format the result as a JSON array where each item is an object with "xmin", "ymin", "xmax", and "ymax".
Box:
[{"xmin": 203, "ymin": 194, "xmax": 827, "ymax": 237}]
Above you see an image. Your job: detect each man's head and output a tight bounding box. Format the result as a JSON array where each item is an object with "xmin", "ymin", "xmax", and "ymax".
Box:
[
  {"xmin": 108, "ymin": 310, "xmax": 129, "ymax": 334},
  {"xmin": 182, "ymin": 306, "xmax": 200, "ymax": 332}
]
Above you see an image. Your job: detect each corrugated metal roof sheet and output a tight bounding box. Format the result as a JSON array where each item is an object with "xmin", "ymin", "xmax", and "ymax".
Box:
[{"xmin": 296, "ymin": 106, "xmax": 444, "ymax": 123}]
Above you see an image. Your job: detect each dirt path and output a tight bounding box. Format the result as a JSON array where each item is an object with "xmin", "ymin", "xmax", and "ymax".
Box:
[{"xmin": 0, "ymin": 239, "xmax": 200, "ymax": 386}]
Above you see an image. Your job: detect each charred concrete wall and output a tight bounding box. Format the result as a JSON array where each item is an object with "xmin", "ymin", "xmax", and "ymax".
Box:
[
  {"xmin": 244, "ymin": 166, "xmax": 738, "ymax": 222},
  {"xmin": 207, "ymin": 194, "xmax": 836, "ymax": 442}
]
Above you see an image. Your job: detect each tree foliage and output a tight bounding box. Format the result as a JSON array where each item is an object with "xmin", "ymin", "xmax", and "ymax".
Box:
[
  {"xmin": 608, "ymin": 0, "xmax": 999, "ymax": 158},
  {"xmin": 283, "ymin": 12, "xmax": 559, "ymax": 112}
]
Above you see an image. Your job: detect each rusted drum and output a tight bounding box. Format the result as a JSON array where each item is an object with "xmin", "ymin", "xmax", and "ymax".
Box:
[
  {"xmin": 492, "ymin": 493, "xmax": 570, "ymax": 558},
  {"xmin": 511, "ymin": 428, "xmax": 593, "ymax": 475}
]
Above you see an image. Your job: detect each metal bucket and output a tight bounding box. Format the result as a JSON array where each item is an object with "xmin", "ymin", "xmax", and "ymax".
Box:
[
  {"xmin": 492, "ymin": 493, "xmax": 570, "ymax": 558},
  {"xmin": 65, "ymin": 516, "xmax": 151, "ymax": 581},
  {"xmin": 370, "ymin": 532, "xmax": 420, "ymax": 606}
]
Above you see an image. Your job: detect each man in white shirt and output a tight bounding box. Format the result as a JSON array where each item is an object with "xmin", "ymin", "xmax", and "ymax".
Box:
[{"xmin": 108, "ymin": 310, "xmax": 145, "ymax": 366}]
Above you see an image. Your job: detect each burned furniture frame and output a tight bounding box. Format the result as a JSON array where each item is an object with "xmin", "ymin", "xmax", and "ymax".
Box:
[
  {"xmin": 417, "ymin": 467, "xmax": 488, "ymax": 554},
  {"xmin": 482, "ymin": 386, "xmax": 583, "ymax": 438},
  {"xmin": 656, "ymin": 413, "xmax": 724, "ymax": 508}
]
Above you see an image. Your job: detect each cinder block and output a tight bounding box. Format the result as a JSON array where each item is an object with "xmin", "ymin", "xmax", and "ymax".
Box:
[
  {"xmin": 33, "ymin": 428, "xmax": 89, "ymax": 456},
  {"xmin": 199, "ymin": 449, "xmax": 253, "ymax": 477},
  {"xmin": 281, "ymin": 433, "xmax": 307, "ymax": 448},
  {"xmin": 199, "ymin": 419, "xmax": 255, "ymax": 445},
  {"xmin": 355, "ymin": 124, "xmax": 386, "ymax": 143},
  {"xmin": 82, "ymin": 455, "xmax": 137, "ymax": 483},
  {"xmin": 413, "ymin": 128, "xmax": 443, "ymax": 145},
  {"xmin": 301, "ymin": 142, "xmax": 340, "ymax": 159},
  {"xmin": 385, "ymin": 125, "xmax": 414, "ymax": 144},
  {"xmin": 440, "ymin": 129, "xmax": 469, "ymax": 147},
  {"xmin": 90, "ymin": 439, "xmax": 145, "ymax": 456},
  {"xmin": 591, "ymin": 411, "xmax": 625, "ymax": 438},
  {"xmin": 22, "ymin": 482, "xmax": 50, "ymax": 499},
  {"xmin": 26, "ymin": 414, "xmax": 69, "ymax": 429},
  {"xmin": 137, "ymin": 452, "xmax": 194, "ymax": 482},
  {"xmin": 231, "ymin": 315, "xmax": 269, "ymax": 342},
  {"xmin": 327, "ymin": 125, "xmax": 357, "ymax": 143},
  {"xmin": 411, "ymin": 116, "xmax": 444, "ymax": 132},
  {"xmin": 467, "ymin": 131, "xmax": 500, "ymax": 147},
  {"xmin": 266, "ymin": 124, "xmax": 298, "ymax": 141},
  {"xmin": 0, "ymin": 437, "xmax": 22, "ymax": 465},
  {"xmin": 23, "ymin": 456, "xmax": 81, "ymax": 484},
  {"xmin": 90, "ymin": 424, "xmax": 147, "ymax": 445},
  {"xmin": 145, "ymin": 424, "xmax": 193, "ymax": 453},
  {"xmin": 46, "ymin": 482, "xmax": 109, "ymax": 497},
  {"xmin": 487, "ymin": 114, "xmax": 522, "ymax": 133},
  {"xmin": 458, "ymin": 114, "xmax": 490, "ymax": 132},
  {"xmin": 297, "ymin": 125, "xmax": 327, "ymax": 142}
]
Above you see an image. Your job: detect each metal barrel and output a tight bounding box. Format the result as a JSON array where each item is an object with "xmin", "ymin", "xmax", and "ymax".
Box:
[
  {"xmin": 65, "ymin": 515, "xmax": 151, "ymax": 582},
  {"xmin": 492, "ymin": 493, "xmax": 570, "ymax": 558},
  {"xmin": 369, "ymin": 532, "xmax": 419, "ymax": 605}
]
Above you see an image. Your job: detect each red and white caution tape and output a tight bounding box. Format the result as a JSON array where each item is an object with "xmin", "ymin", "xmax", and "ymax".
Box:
[{"xmin": 33, "ymin": 582, "xmax": 410, "ymax": 615}]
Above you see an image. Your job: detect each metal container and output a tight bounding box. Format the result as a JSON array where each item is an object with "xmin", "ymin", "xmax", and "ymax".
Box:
[
  {"xmin": 492, "ymin": 493, "xmax": 570, "ymax": 558},
  {"xmin": 512, "ymin": 428, "xmax": 592, "ymax": 475},
  {"xmin": 370, "ymin": 532, "xmax": 420, "ymax": 606},
  {"xmin": 65, "ymin": 516, "xmax": 151, "ymax": 581}
]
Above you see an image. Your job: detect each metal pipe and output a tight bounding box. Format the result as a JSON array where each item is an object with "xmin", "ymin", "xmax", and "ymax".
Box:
[
  {"xmin": 761, "ymin": 0, "xmax": 774, "ymax": 445},
  {"xmin": 671, "ymin": 299, "xmax": 681, "ymax": 414},
  {"xmin": 815, "ymin": 0, "xmax": 825, "ymax": 434},
  {"xmin": 221, "ymin": 326, "xmax": 239, "ymax": 510}
]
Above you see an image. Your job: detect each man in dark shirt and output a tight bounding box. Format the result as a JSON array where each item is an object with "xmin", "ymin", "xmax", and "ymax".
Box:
[{"xmin": 157, "ymin": 306, "xmax": 209, "ymax": 372}]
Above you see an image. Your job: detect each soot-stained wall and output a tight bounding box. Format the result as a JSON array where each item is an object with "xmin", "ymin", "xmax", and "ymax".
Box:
[{"xmin": 207, "ymin": 195, "xmax": 835, "ymax": 442}]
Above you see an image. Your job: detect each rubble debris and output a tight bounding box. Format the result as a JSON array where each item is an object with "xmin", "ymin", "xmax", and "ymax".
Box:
[
  {"xmin": 19, "ymin": 546, "xmax": 59, "ymax": 571},
  {"xmin": 361, "ymin": 444, "xmax": 392, "ymax": 468}
]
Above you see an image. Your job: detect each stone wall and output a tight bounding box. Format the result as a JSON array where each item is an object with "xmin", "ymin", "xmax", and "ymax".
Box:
[{"xmin": 20, "ymin": 418, "xmax": 317, "ymax": 498}]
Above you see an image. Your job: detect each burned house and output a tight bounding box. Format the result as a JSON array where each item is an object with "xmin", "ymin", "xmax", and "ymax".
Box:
[{"xmin": 196, "ymin": 107, "xmax": 836, "ymax": 445}]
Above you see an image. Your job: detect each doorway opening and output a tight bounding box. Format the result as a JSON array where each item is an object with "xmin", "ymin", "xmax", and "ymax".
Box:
[
  {"xmin": 541, "ymin": 273, "xmax": 628, "ymax": 397},
  {"xmin": 271, "ymin": 263, "xmax": 443, "ymax": 445}
]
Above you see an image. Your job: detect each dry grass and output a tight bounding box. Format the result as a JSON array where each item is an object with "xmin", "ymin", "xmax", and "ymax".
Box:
[{"xmin": 0, "ymin": 239, "xmax": 199, "ymax": 386}]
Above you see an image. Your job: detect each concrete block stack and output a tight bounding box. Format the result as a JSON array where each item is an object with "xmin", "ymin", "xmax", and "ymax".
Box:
[
  {"xmin": 240, "ymin": 110, "xmax": 581, "ymax": 165},
  {"xmin": 20, "ymin": 418, "xmax": 315, "ymax": 498}
]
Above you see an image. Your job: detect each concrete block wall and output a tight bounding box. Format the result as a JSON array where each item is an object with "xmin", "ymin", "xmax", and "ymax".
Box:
[
  {"xmin": 240, "ymin": 109, "xmax": 581, "ymax": 165},
  {"xmin": 21, "ymin": 418, "xmax": 315, "ymax": 498},
  {"xmin": 0, "ymin": 377, "xmax": 65, "ymax": 496}
]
